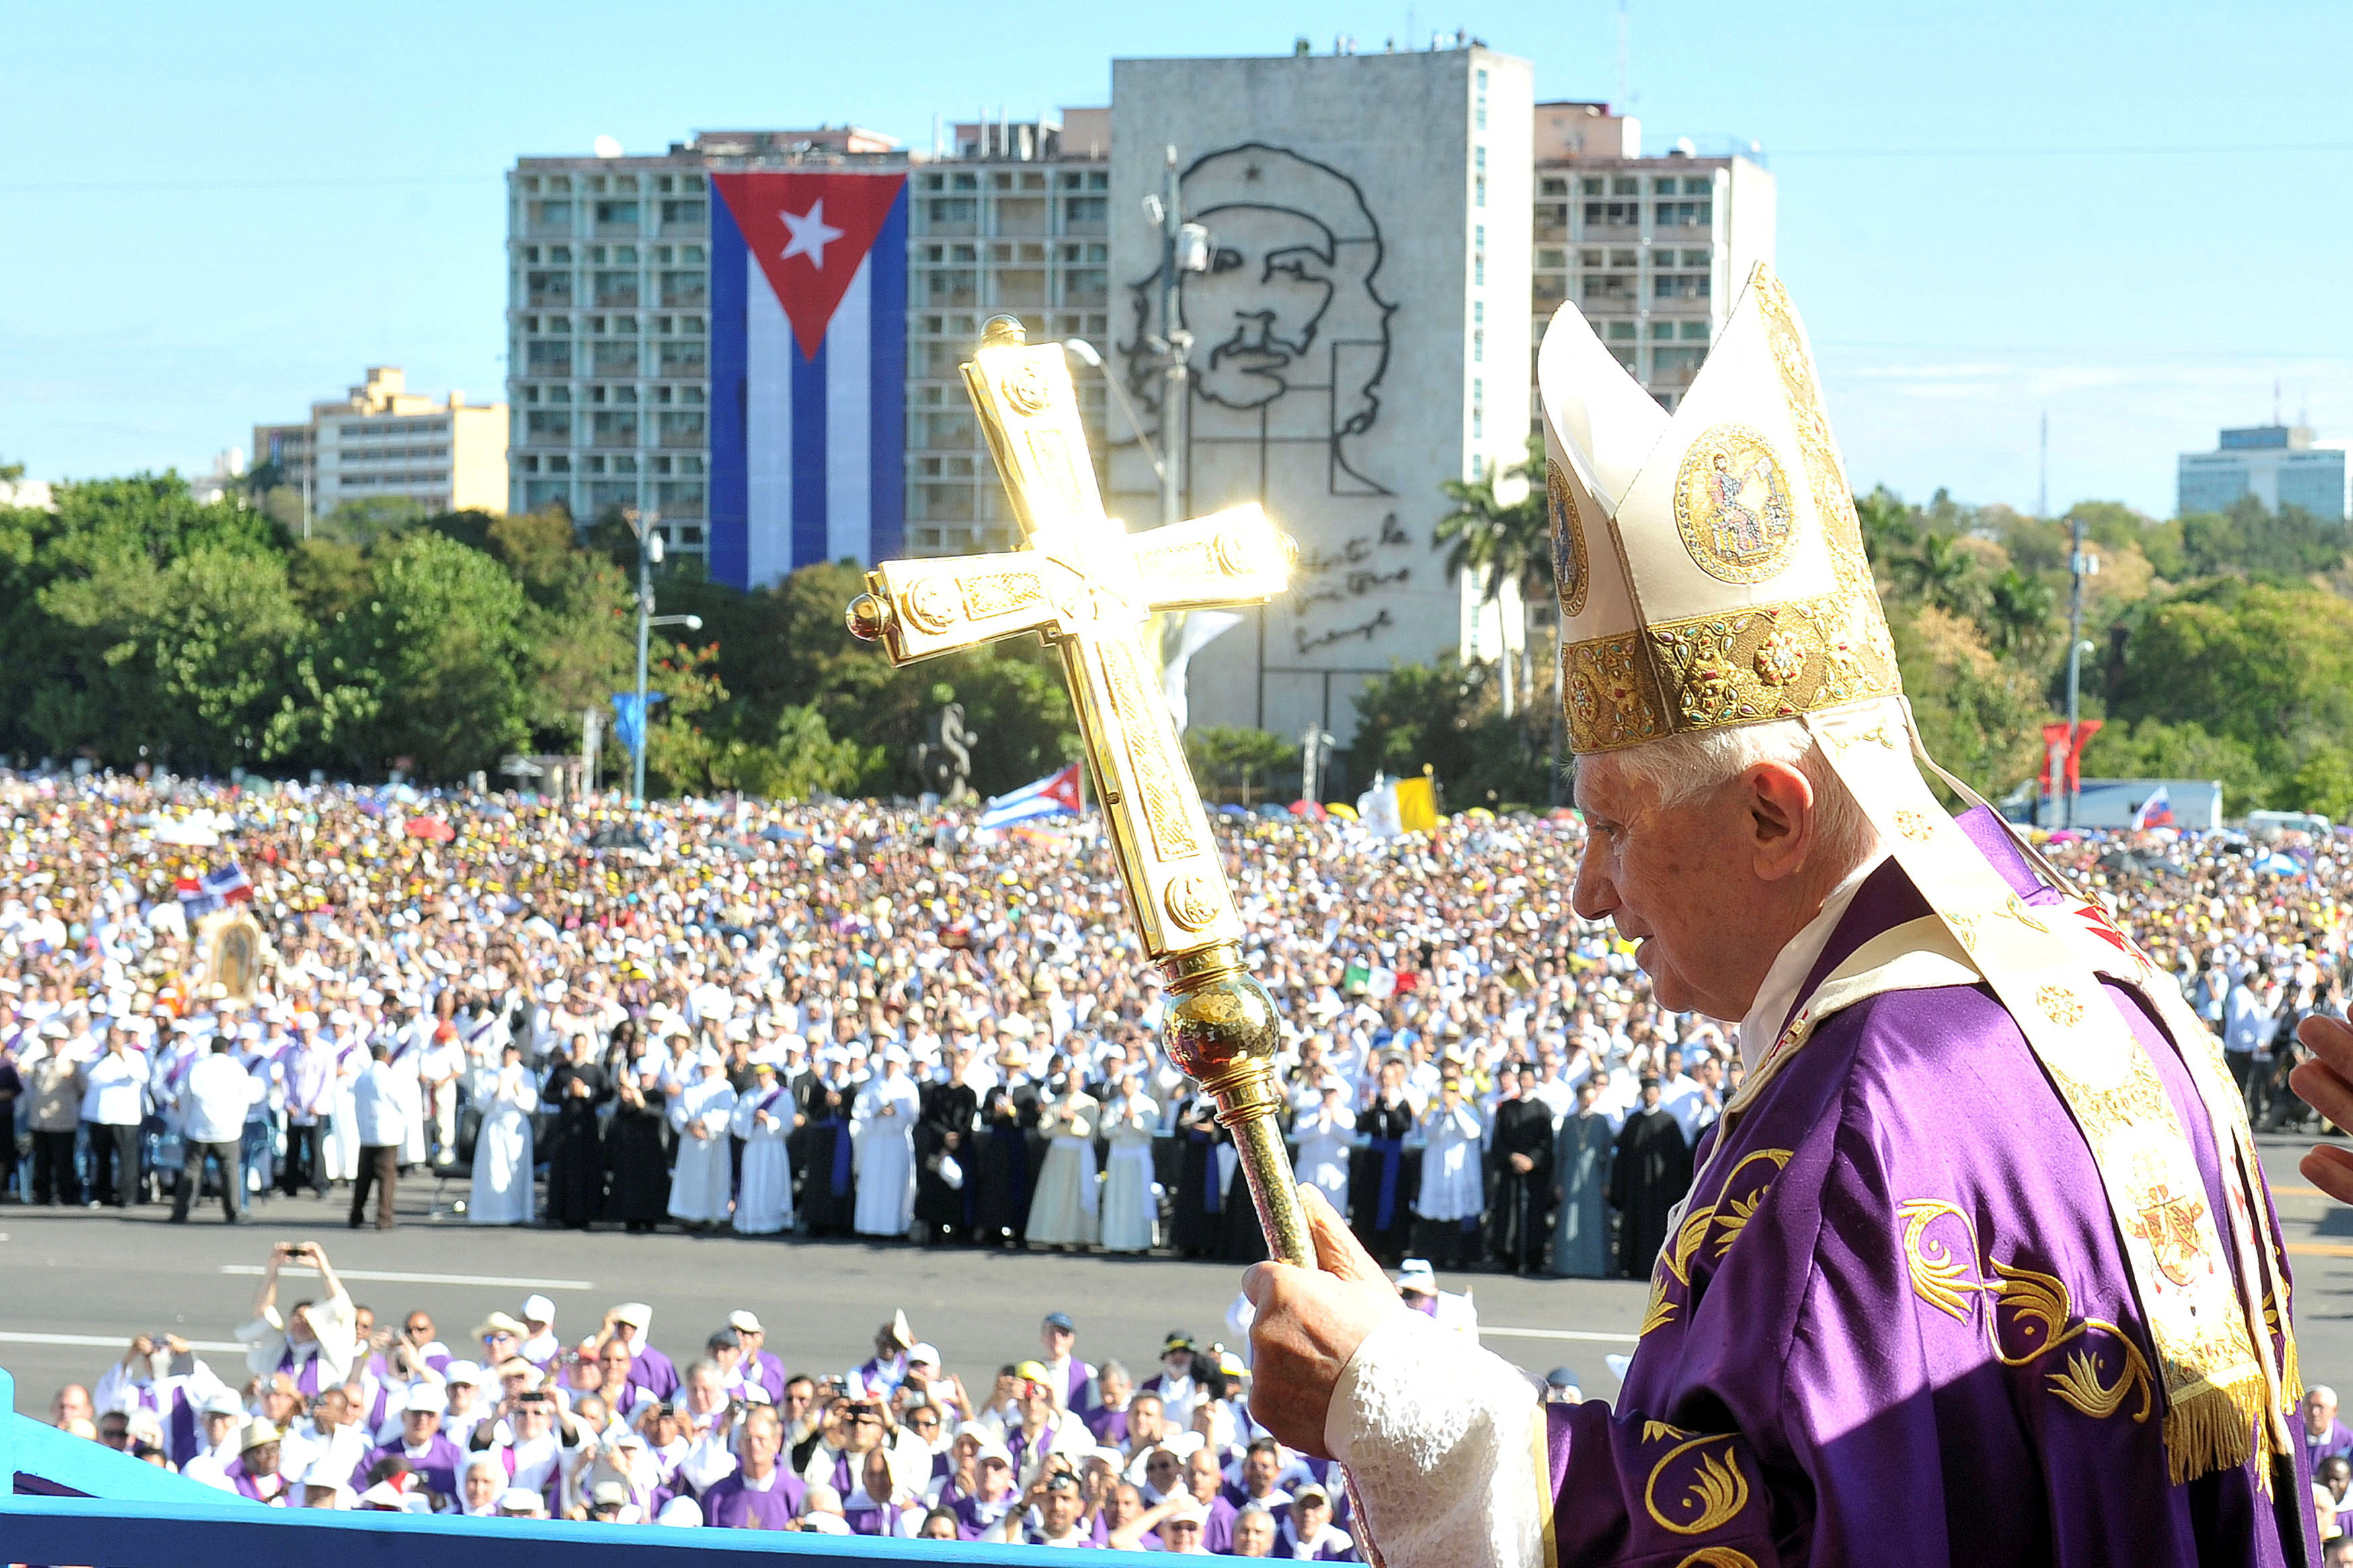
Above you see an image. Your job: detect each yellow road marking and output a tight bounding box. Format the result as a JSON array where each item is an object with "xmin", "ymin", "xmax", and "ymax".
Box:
[{"xmin": 2285, "ymin": 1243, "xmax": 2353, "ymax": 1258}]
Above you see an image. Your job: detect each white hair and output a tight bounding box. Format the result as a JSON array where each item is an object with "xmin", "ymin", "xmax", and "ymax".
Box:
[{"xmin": 1599, "ymin": 704, "xmax": 1887, "ymax": 880}]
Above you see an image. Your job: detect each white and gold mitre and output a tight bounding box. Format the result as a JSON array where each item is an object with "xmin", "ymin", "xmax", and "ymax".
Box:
[{"xmin": 1540, "ymin": 262, "xmax": 1902, "ymax": 755}]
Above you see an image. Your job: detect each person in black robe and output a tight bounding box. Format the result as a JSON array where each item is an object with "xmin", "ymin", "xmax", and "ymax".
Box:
[
  {"xmin": 1484, "ymin": 1062, "xmax": 1555, "ymax": 1273},
  {"xmin": 1349, "ymin": 1058, "xmax": 1422, "ymax": 1266},
  {"xmin": 1607, "ymin": 1075, "xmax": 1693, "ymax": 1280},
  {"xmin": 913, "ymin": 1072, "xmax": 979, "ymax": 1245},
  {"xmin": 971, "ymin": 1082, "xmax": 1036, "ymax": 1249},
  {"xmin": 794, "ymin": 1081, "xmax": 858, "ymax": 1237},
  {"xmin": 602, "ymin": 1034, "xmax": 670, "ymax": 1234},
  {"xmin": 1169, "ymin": 1097, "xmax": 1226, "ymax": 1259},
  {"xmin": 541, "ymin": 1038, "xmax": 610, "ymax": 1229}
]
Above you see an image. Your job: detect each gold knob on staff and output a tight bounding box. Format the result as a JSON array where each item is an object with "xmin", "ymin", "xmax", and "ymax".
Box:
[{"xmin": 1161, "ymin": 943, "xmax": 1309, "ymax": 1266}]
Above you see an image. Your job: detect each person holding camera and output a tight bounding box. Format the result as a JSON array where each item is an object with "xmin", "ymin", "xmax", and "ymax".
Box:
[{"xmin": 235, "ymin": 1241, "xmax": 358, "ymax": 1396}]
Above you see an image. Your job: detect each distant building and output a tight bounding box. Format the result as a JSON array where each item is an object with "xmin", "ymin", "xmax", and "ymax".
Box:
[
  {"xmin": 255, "ymin": 367, "xmax": 508, "ymax": 522},
  {"xmin": 1529, "ymin": 103, "xmax": 1774, "ymax": 415},
  {"xmin": 2177, "ymin": 423, "xmax": 2348, "ymax": 520},
  {"xmin": 186, "ymin": 449, "xmax": 247, "ymax": 506}
]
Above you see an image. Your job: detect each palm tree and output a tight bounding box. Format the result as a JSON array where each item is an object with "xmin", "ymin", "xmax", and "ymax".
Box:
[
  {"xmin": 1436, "ymin": 435, "xmax": 1551, "ymax": 714},
  {"xmin": 1983, "ymin": 568, "xmax": 2057, "ymax": 656},
  {"xmin": 1896, "ymin": 532, "xmax": 1982, "ymax": 618}
]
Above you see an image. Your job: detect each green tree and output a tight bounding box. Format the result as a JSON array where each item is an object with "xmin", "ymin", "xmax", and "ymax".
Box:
[
  {"xmin": 2077, "ymin": 718, "xmax": 2265, "ymax": 812},
  {"xmin": 1351, "ymin": 654, "xmax": 1551, "ymax": 811},
  {"xmin": 1434, "ymin": 434, "xmax": 1550, "ymax": 712},
  {"xmin": 328, "ymin": 531, "xmax": 535, "ymax": 778},
  {"xmin": 2106, "ymin": 579, "xmax": 2353, "ymax": 764},
  {"xmin": 1895, "ymin": 532, "xmax": 1983, "ymax": 618},
  {"xmin": 1981, "ymin": 568, "xmax": 2057, "ymax": 656},
  {"xmin": 1187, "ymin": 726, "xmax": 1300, "ymax": 807}
]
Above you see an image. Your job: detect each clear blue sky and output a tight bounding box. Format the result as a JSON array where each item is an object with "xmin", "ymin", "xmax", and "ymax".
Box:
[{"xmin": 5, "ymin": 0, "xmax": 2348, "ymax": 518}]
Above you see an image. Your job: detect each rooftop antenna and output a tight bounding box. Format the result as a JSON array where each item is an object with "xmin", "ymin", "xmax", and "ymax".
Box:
[
  {"xmin": 1616, "ymin": 0, "xmax": 1631, "ymax": 111},
  {"xmin": 2274, "ymin": 377, "xmax": 2282, "ymax": 426},
  {"xmin": 2038, "ymin": 411, "xmax": 2048, "ymax": 519}
]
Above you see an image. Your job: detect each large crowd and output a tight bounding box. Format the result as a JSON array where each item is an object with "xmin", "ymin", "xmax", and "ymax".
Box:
[{"xmin": 5, "ymin": 772, "xmax": 2353, "ymax": 1536}]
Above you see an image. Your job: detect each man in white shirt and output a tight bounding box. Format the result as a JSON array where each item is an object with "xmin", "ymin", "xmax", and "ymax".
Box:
[
  {"xmin": 173, "ymin": 1036, "xmax": 259, "ymax": 1223},
  {"xmin": 348, "ymin": 1042, "xmax": 407, "ymax": 1231},
  {"xmin": 77, "ymin": 1024, "xmax": 147, "ymax": 1208}
]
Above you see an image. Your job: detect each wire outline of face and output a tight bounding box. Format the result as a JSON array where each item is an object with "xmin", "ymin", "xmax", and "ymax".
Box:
[{"xmin": 1181, "ymin": 206, "xmax": 1339, "ymax": 411}]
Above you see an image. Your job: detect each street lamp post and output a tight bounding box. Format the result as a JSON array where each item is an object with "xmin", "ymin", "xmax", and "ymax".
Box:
[
  {"xmin": 623, "ymin": 509, "xmax": 705, "ymax": 802},
  {"xmin": 2062, "ymin": 512, "xmax": 2100, "ymax": 829}
]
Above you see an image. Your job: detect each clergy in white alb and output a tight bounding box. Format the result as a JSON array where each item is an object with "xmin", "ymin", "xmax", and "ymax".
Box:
[
  {"xmin": 668, "ymin": 1048, "xmax": 737, "ymax": 1225},
  {"xmin": 850, "ymin": 1050, "xmax": 920, "ymax": 1237},
  {"xmin": 731, "ymin": 1059, "xmax": 796, "ymax": 1235}
]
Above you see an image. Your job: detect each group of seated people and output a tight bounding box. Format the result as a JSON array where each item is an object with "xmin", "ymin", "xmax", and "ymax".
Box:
[{"xmin": 55, "ymin": 1237, "xmax": 1499, "ymax": 1549}]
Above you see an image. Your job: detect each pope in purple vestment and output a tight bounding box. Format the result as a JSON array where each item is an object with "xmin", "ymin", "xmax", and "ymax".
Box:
[{"xmin": 1240, "ymin": 263, "xmax": 2310, "ymax": 1568}]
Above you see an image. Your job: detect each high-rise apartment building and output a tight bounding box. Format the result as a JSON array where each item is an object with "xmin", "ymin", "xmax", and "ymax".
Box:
[
  {"xmin": 2178, "ymin": 423, "xmax": 2348, "ymax": 520},
  {"xmin": 506, "ymin": 118, "xmax": 1112, "ymax": 569},
  {"xmin": 254, "ymin": 366, "xmax": 507, "ymax": 521},
  {"xmin": 1529, "ymin": 103, "xmax": 1773, "ymax": 414}
]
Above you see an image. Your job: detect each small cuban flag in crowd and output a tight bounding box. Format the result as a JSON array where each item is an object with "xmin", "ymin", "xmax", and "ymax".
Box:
[
  {"xmin": 175, "ymin": 862, "xmax": 252, "ymax": 919},
  {"xmin": 975, "ymin": 764, "xmax": 1084, "ymax": 831},
  {"xmin": 2131, "ymin": 786, "xmax": 2173, "ymax": 830}
]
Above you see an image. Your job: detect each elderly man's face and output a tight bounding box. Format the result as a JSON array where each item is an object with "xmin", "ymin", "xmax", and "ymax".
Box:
[
  {"xmin": 1232, "ymin": 1510, "xmax": 1277, "ymax": 1557},
  {"xmin": 1572, "ymin": 751, "xmax": 1806, "ymax": 1020},
  {"xmin": 1185, "ymin": 1448, "xmax": 1222, "ymax": 1501},
  {"xmin": 2307, "ymin": 1389, "xmax": 2338, "ymax": 1436}
]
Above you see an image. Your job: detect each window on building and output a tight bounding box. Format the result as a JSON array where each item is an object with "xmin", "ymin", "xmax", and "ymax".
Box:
[
  {"xmin": 1653, "ymin": 176, "xmax": 1676, "ymax": 194},
  {"xmin": 1583, "ymin": 201, "xmax": 1640, "ymax": 226},
  {"xmin": 1654, "ymin": 200, "xmax": 1712, "ymax": 227},
  {"xmin": 1540, "ymin": 177, "xmax": 1567, "ymax": 196},
  {"xmin": 1581, "ymin": 177, "xmax": 1603, "ymax": 196},
  {"xmin": 1064, "ymin": 195, "xmax": 1107, "ymax": 224},
  {"xmin": 592, "ymin": 340, "xmax": 639, "ymax": 377},
  {"xmin": 1684, "ymin": 176, "xmax": 1711, "ymax": 194},
  {"xmin": 525, "ymin": 410, "xmax": 571, "ymax": 444},
  {"xmin": 657, "ymin": 270, "xmax": 706, "ymax": 307},
  {"xmin": 1650, "ymin": 321, "xmax": 1673, "ymax": 340},
  {"xmin": 526, "ymin": 340, "xmax": 571, "ymax": 376},
  {"xmin": 1474, "ymin": 175, "xmax": 1485, "ymax": 207},
  {"xmin": 1611, "ymin": 176, "xmax": 1638, "ymax": 196},
  {"xmin": 1680, "ymin": 321, "xmax": 1709, "ymax": 340},
  {"xmin": 1610, "ymin": 249, "xmax": 1638, "ymax": 267},
  {"xmin": 1473, "ymin": 328, "xmax": 1484, "ymax": 362},
  {"xmin": 1537, "ymin": 248, "xmax": 1566, "ymax": 268},
  {"xmin": 658, "ymin": 199, "xmax": 706, "ymax": 233},
  {"xmin": 1605, "ymin": 321, "xmax": 1636, "ymax": 340},
  {"xmin": 1474, "ymin": 254, "xmax": 1484, "ymax": 285},
  {"xmin": 593, "ymin": 200, "xmax": 641, "ymax": 235}
]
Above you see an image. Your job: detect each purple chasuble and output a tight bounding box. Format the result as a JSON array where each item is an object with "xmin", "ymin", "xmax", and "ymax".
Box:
[
  {"xmin": 1541, "ymin": 810, "xmax": 2310, "ymax": 1567},
  {"xmin": 701, "ymin": 1469, "xmax": 806, "ymax": 1528}
]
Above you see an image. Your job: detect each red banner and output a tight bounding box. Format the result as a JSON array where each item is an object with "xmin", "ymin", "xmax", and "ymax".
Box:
[{"xmin": 2039, "ymin": 719, "xmax": 2103, "ymax": 794}]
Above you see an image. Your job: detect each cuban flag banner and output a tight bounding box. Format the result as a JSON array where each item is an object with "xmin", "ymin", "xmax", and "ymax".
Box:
[
  {"xmin": 708, "ymin": 170, "xmax": 908, "ymax": 589},
  {"xmin": 975, "ymin": 764, "xmax": 1084, "ymax": 831}
]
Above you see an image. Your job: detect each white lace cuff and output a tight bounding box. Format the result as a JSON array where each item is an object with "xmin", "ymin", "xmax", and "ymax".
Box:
[{"xmin": 1324, "ymin": 1310, "xmax": 1548, "ymax": 1568}]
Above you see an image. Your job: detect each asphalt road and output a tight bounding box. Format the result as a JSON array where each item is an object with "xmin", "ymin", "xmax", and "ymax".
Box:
[{"xmin": 5, "ymin": 1132, "xmax": 2348, "ymax": 1422}]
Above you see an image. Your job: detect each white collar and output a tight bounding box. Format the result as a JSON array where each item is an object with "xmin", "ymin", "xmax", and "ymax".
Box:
[{"xmin": 1734, "ymin": 854, "xmax": 1887, "ymax": 1073}]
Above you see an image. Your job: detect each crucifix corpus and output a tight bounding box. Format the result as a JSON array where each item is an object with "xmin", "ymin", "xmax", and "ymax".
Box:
[{"xmin": 845, "ymin": 315, "xmax": 1312, "ymax": 1266}]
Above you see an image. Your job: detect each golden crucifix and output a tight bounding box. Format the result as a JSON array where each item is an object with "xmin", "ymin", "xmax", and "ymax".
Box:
[{"xmin": 845, "ymin": 315, "xmax": 1310, "ymax": 1266}]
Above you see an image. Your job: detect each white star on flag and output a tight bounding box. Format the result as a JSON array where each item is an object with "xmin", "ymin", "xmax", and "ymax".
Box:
[{"xmin": 778, "ymin": 200, "xmax": 846, "ymax": 270}]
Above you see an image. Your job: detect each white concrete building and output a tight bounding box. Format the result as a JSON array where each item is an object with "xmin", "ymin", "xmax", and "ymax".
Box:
[
  {"xmin": 2178, "ymin": 424, "xmax": 2348, "ymax": 520},
  {"xmin": 1109, "ymin": 46, "xmax": 1533, "ymax": 745},
  {"xmin": 1530, "ymin": 103, "xmax": 1774, "ymax": 414}
]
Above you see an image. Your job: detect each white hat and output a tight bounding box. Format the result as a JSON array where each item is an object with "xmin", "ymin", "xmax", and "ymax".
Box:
[
  {"xmin": 495, "ymin": 1486, "xmax": 545, "ymax": 1515},
  {"xmin": 727, "ymin": 1310, "xmax": 764, "ymax": 1335},
  {"xmin": 906, "ymin": 1342, "xmax": 941, "ymax": 1368},
  {"xmin": 200, "ymin": 1390, "xmax": 243, "ymax": 1419},
  {"xmin": 655, "ymin": 1497, "xmax": 705, "ymax": 1527},
  {"xmin": 404, "ymin": 1385, "xmax": 444, "ymax": 1414},
  {"xmin": 356, "ymin": 1479, "xmax": 413, "ymax": 1510},
  {"xmin": 521, "ymin": 1294, "xmax": 555, "ymax": 1324},
  {"xmin": 612, "ymin": 1301, "xmax": 653, "ymax": 1328},
  {"xmin": 442, "ymin": 1360, "xmax": 481, "ymax": 1386},
  {"xmin": 1394, "ymin": 1259, "xmax": 1437, "ymax": 1295}
]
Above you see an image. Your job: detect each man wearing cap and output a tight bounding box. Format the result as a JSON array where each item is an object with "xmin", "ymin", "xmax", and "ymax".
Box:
[
  {"xmin": 438, "ymin": 1362, "xmax": 488, "ymax": 1449},
  {"xmin": 1038, "ymin": 1313, "xmax": 1095, "ymax": 1413},
  {"xmin": 1138, "ymin": 1335, "xmax": 1202, "ymax": 1432},
  {"xmin": 1242, "ymin": 267, "xmax": 2307, "ymax": 1567},
  {"xmin": 363, "ymin": 1384, "xmax": 466, "ymax": 1508},
  {"xmin": 517, "ymin": 1296, "xmax": 559, "ymax": 1371},
  {"xmin": 180, "ymin": 1390, "xmax": 250, "ymax": 1490},
  {"xmin": 731, "ymin": 1311, "xmax": 789, "ymax": 1406},
  {"xmin": 953, "ymin": 1439, "xmax": 1024, "ymax": 1540},
  {"xmin": 225, "ymin": 1417, "xmax": 290, "ymax": 1505},
  {"xmin": 1276, "ymin": 1481, "xmax": 1355, "ymax": 1561},
  {"xmin": 1002, "ymin": 1361, "xmax": 1098, "ymax": 1491},
  {"xmin": 606, "ymin": 1302, "xmax": 679, "ymax": 1401}
]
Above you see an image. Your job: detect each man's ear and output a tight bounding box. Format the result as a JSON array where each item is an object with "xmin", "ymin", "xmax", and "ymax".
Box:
[{"xmin": 1744, "ymin": 761, "xmax": 1815, "ymax": 882}]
